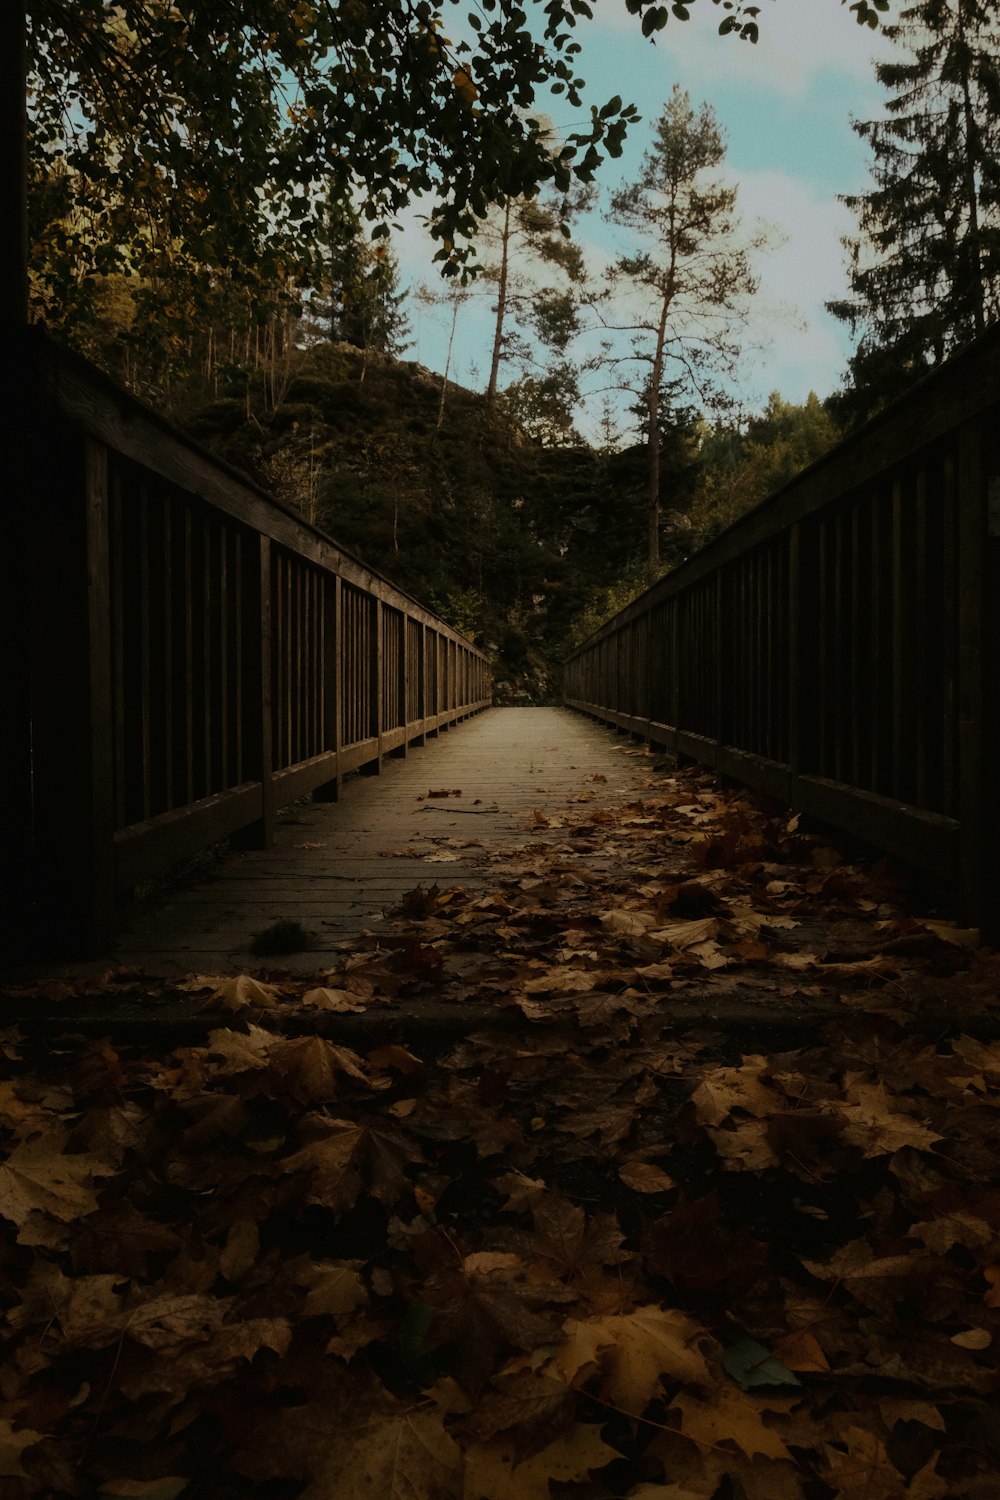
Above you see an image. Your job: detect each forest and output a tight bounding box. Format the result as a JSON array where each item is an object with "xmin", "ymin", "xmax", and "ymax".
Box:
[{"xmin": 25, "ymin": 0, "xmax": 999, "ymax": 695}]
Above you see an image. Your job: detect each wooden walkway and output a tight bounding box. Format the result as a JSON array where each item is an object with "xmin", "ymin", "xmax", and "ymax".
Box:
[{"xmin": 112, "ymin": 708, "xmax": 652, "ymax": 976}]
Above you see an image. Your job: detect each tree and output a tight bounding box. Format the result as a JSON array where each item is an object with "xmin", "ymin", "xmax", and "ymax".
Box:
[
  {"xmin": 692, "ymin": 391, "xmax": 840, "ymax": 540},
  {"xmin": 601, "ymin": 85, "xmax": 760, "ymax": 567},
  {"xmin": 828, "ymin": 0, "xmax": 1000, "ymax": 423},
  {"xmin": 324, "ymin": 194, "xmax": 410, "ymax": 358},
  {"xmin": 478, "ymin": 187, "xmax": 590, "ymax": 406},
  {"xmin": 21, "ymin": 0, "xmax": 888, "ymax": 333}
]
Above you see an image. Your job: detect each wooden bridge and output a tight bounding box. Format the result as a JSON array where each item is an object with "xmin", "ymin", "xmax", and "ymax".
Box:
[{"xmin": 3, "ymin": 321, "xmax": 1000, "ymax": 966}]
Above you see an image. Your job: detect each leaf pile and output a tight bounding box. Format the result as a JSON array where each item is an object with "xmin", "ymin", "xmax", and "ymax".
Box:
[{"xmin": 2, "ymin": 763, "xmax": 1000, "ymax": 1497}]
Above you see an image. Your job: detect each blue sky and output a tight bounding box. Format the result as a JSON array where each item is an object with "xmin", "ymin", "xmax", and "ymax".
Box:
[{"xmin": 395, "ymin": 0, "xmax": 899, "ymax": 437}]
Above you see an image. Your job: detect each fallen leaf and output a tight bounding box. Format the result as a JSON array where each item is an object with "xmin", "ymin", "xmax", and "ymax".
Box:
[
  {"xmin": 463, "ymin": 1426, "xmax": 619, "ymax": 1500},
  {"xmin": 618, "ymin": 1161, "xmax": 676, "ymax": 1194},
  {"xmin": 671, "ymin": 1386, "xmax": 792, "ymax": 1462}
]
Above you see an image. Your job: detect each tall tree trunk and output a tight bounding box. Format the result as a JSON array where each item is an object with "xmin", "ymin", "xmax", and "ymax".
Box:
[
  {"xmin": 435, "ymin": 295, "xmax": 461, "ymax": 436},
  {"xmin": 486, "ymin": 200, "xmax": 512, "ymax": 407},
  {"xmin": 957, "ymin": 1, "xmax": 986, "ymax": 334},
  {"xmin": 646, "ymin": 292, "xmax": 671, "ymax": 570}
]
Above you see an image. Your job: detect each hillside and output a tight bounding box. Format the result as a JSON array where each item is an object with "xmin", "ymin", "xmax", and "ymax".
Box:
[{"xmin": 179, "ymin": 341, "xmax": 660, "ymax": 700}]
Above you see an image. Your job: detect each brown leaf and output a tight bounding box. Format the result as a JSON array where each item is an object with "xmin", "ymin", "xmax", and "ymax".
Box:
[
  {"xmin": 0, "ymin": 1131, "xmax": 113, "ymax": 1232},
  {"xmin": 618, "ymin": 1161, "xmax": 676, "ymax": 1193},
  {"xmin": 266, "ymin": 1035, "xmax": 368, "ymax": 1103},
  {"xmin": 566, "ymin": 1306, "xmax": 712, "ymax": 1412},
  {"xmin": 771, "ymin": 1329, "xmax": 830, "ymax": 1373},
  {"xmin": 671, "ymin": 1386, "xmax": 792, "ymax": 1462},
  {"xmin": 461, "ymin": 1371, "xmax": 574, "ymax": 1450},
  {"xmin": 462, "ymin": 1426, "xmax": 619, "ymax": 1500},
  {"xmin": 182, "ymin": 974, "xmax": 282, "ymax": 1011}
]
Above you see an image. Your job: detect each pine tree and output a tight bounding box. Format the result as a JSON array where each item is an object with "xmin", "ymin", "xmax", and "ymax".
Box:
[
  {"xmin": 478, "ymin": 187, "xmax": 590, "ymax": 407},
  {"xmin": 829, "ymin": 0, "xmax": 1000, "ymax": 421},
  {"xmin": 324, "ymin": 195, "xmax": 410, "ymax": 357},
  {"xmin": 602, "ymin": 85, "xmax": 759, "ymax": 568}
]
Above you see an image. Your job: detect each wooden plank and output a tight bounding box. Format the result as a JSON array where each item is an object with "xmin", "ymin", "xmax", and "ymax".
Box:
[
  {"xmin": 114, "ymin": 782, "xmax": 265, "ymax": 888},
  {"xmin": 792, "ymin": 773, "xmax": 959, "ymax": 880}
]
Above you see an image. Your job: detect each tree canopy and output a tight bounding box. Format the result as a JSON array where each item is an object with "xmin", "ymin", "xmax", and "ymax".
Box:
[
  {"xmin": 829, "ymin": 0, "xmax": 1000, "ymax": 421},
  {"xmin": 26, "ymin": 0, "xmax": 890, "ymax": 294}
]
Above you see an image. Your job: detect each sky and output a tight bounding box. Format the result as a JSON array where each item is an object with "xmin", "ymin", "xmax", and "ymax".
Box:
[{"xmin": 393, "ymin": 0, "xmax": 899, "ymax": 439}]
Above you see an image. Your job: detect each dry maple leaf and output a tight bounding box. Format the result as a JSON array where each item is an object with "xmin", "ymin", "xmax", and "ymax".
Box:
[
  {"xmin": 670, "ymin": 1386, "xmax": 793, "ymax": 1462},
  {"xmin": 180, "ymin": 974, "xmax": 282, "ymax": 1011},
  {"xmin": 522, "ymin": 967, "xmax": 598, "ymax": 995},
  {"xmin": 203, "ymin": 1026, "xmax": 273, "ymax": 1076},
  {"xmin": 601, "ymin": 909, "xmax": 657, "ymax": 938},
  {"xmin": 690, "ymin": 1058, "xmax": 784, "ymax": 1127},
  {"xmin": 300, "ymin": 986, "xmax": 367, "ymax": 1013},
  {"xmin": 560, "ymin": 1306, "xmax": 712, "ymax": 1413},
  {"xmin": 238, "ymin": 1368, "xmax": 461, "ymax": 1500},
  {"xmin": 0, "ymin": 1130, "xmax": 114, "ymax": 1235},
  {"xmin": 297, "ymin": 1261, "xmax": 368, "ymax": 1318},
  {"xmin": 266, "ymin": 1035, "xmax": 369, "ymax": 1103},
  {"xmin": 462, "ymin": 1425, "xmax": 619, "ymax": 1500},
  {"xmin": 460, "ymin": 1370, "xmax": 574, "ymax": 1450},
  {"xmin": 280, "ymin": 1122, "xmax": 364, "ymax": 1212},
  {"xmin": 821, "ymin": 1425, "xmax": 918, "ymax": 1500},
  {"xmin": 831, "ymin": 1086, "xmax": 944, "ymax": 1158}
]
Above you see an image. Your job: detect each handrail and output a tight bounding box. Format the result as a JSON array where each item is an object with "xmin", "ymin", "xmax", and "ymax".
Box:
[
  {"xmin": 1, "ymin": 327, "xmax": 490, "ymax": 957},
  {"xmin": 564, "ymin": 322, "xmax": 1000, "ymax": 935}
]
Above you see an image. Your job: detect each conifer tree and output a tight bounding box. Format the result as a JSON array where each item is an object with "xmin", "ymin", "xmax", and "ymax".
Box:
[
  {"xmin": 479, "ymin": 187, "xmax": 590, "ymax": 407},
  {"xmin": 602, "ymin": 85, "xmax": 759, "ymax": 568},
  {"xmin": 325, "ymin": 196, "xmax": 410, "ymax": 358},
  {"xmin": 829, "ymin": 0, "xmax": 1000, "ymax": 421}
]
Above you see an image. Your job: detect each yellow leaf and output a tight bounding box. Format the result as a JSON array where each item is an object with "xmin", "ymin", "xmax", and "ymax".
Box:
[
  {"xmin": 671, "ymin": 1386, "xmax": 792, "ymax": 1462},
  {"xmin": 601, "ymin": 909, "xmax": 657, "ymax": 937},
  {"xmin": 301, "ymin": 986, "xmax": 366, "ymax": 1013},
  {"xmin": 574, "ymin": 1306, "xmax": 712, "ymax": 1412},
  {"xmin": 181, "ymin": 974, "xmax": 281, "ymax": 1011},
  {"xmin": 463, "ymin": 1426, "xmax": 618, "ymax": 1500},
  {"xmin": 770, "ymin": 1329, "xmax": 829, "ymax": 1373},
  {"xmin": 950, "ymin": 1327, "xmax": 992, "ymax": 1349},
  {"xmin": 453, "ymin": 65, "xmax": 478, "ymax": 106}
]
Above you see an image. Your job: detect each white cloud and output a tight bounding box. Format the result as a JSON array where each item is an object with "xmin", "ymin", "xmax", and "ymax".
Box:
[{"xmin": 591, "ymin": 0, "xmax": 897, "ymax": 99}]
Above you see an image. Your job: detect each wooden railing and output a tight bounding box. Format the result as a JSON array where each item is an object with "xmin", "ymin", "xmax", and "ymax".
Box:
[
  {"xmin": 1, "ymin": 328, "xmax": 490, "ymax": 957},
  {"xmin": 565, "ymin": 323, "xmax": 1000, "ymax": 934}
]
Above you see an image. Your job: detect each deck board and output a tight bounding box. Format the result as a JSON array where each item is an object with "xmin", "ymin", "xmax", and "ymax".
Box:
[{"xmin": 112, "ymin": 707, "xmax": 653, "ymax": 975}]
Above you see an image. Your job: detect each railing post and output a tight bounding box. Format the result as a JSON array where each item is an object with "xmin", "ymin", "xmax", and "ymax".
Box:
[
  {"xmin": 314, "ymin": 571, "xmax": 342, "ymax": 802},
  {"xmin": 26, "ymin": 434, "xmax": 115, "ymax": 955},
  {"xmin": 957, "ymin": 418, "xmax": 987, "ymax": 931},
  {"xmin": 237, "ymin": 536, "xmax": 276, "ymax": 844},
  {"xmin": 364, "ymin": 598, "xmax": 384, "ymax": 774},
  {"xmin": 787, "ymin": 523, "xmax": 801, "ymax": 783}
]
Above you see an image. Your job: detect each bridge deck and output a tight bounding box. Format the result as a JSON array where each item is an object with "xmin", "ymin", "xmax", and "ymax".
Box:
[{"xmin": 113, "ymin": 707, "xmax": 651, "ymax": 976}]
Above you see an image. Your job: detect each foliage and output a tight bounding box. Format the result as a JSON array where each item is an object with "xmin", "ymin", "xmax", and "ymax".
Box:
[
  {"xmin": 323, "ymin": 193, "xmax": 411, "ymax": 356},
  {"xmin": 477, "ymin": 185, "xmax": 591, "ymax": 404},
  {"xmin": 829, "ymin": 0, "xmax": 1000, "ymax": 425},
  {"xmin": 2, "ymin": 753, "xmax": 998, "ymax": 1496},
  {"xmin": 600, "ymin": 85, "xmax": 761, "ymax": 567},
  {"xmin": 691, "ymin": 391, "xmax": 840, "ymax": 542}
]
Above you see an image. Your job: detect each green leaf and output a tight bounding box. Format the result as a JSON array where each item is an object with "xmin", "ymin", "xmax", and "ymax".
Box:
[{"xmin": 722, "ymin": 1337, "xmax": 802, "ymax": 1391}]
